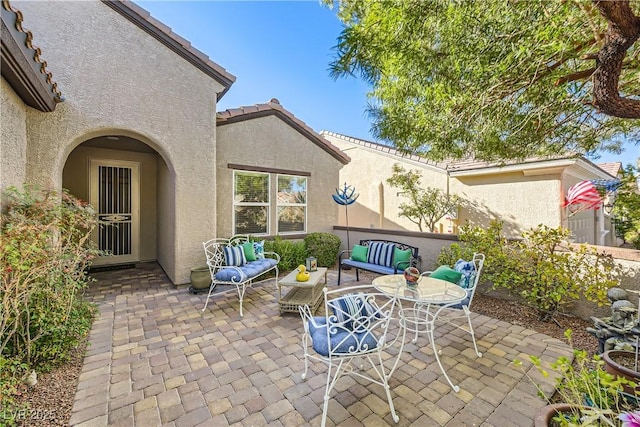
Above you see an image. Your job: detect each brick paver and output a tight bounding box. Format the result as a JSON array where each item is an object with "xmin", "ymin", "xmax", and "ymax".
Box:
[{"xmin": 70, "ymin": 262, "xmax": 572, "ymax": 426}]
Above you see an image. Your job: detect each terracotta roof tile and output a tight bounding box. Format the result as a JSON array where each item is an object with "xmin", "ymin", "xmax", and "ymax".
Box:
[
  {"xmin": 217, "ymin": 99, "xmax": 350, "ymax": 165},
  {"xmin": 2, "ymin": 0, "xmax": 63, "ymax": 106}
]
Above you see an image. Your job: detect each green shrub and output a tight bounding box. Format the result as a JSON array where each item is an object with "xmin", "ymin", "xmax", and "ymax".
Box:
[
  {"xmin": 303, "ymin": 232, "xmax": 341, "ymax": 267},
  {"xmin": 264, "ymin": 237, "xmax": 307, "ymax": 271},
  {"xmin": 1, "ymin": 186, "xmax": 98, "ymax": 371},
  {"xmin": 440, "ymin": 220, "xmax": 621, "ymax": 321},
  {"xmin": 0, "ymin": 356, "xmax": 28, "ymax": 425}
]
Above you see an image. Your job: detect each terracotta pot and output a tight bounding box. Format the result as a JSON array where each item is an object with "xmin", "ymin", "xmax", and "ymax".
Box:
[
  {"xmin": 534, "ymin": 403, "xmax": 587, "ymax": 427},
  {"xmin": 603, "ymin": 350, "xmax": 640, "ymax": 395}
]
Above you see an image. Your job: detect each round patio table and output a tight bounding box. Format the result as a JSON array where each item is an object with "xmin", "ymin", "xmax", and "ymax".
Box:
[{"xmin": 372, "ymin": 274, "xmax": 468, "ymax": 392}]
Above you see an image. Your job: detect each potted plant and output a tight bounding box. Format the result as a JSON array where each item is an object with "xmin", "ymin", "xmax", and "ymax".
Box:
[
  {"xmin": 586, "ymin": 287, "xmax": 640, "ymax": 396},
  {"xmin": 514, "ymin": 330, "xmax": 639, "ymax": 427}
]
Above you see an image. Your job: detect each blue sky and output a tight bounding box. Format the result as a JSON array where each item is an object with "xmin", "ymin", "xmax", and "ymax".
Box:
[{"xmin": 138, "ymin": 1, "xmax": 638, "ymax": 168}]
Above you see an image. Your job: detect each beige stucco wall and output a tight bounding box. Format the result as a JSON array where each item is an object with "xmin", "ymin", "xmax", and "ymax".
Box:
[
  {"xmin": 323, "ymin": 133, "xmax": 450, "ymax": 231},
  {"xmin": 10, "ymin": 1, "xmax": 226, "ymax": 284},
  {"xmin": 0, "ymin": 78, "xmax": 28, "ymax": 198},
  {"xmin": 451, "ymin": 172, "xmax": 563, "ymax": 237},
  {"xmin": 216, "ymin": 115, "xmax": 344, "ymax": 238},
  {"xmin": 63, "ymin": 146, "xmax": 158, "ymax": 261}
]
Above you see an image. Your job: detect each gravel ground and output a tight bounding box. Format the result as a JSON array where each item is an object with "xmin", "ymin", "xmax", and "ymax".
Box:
[{"xmin": 12, "ymin": 283, "xmax": 599, "ymax": 426}]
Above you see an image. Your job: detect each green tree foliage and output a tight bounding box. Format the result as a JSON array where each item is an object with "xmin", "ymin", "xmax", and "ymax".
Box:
[
  {"xmin": 612, "ymin": 164, "xmax": 640, "ymax": 248},
  {"xmin": 324, "ymin": 0, "xmax": 639, "ymax": 161},
  {"xmin": 440, "ymin": 221, "xmax": 621, "ymax": 321},
  {"xmin": 386, "ymin": 163, "xmax": 460, "ymax": 232}
]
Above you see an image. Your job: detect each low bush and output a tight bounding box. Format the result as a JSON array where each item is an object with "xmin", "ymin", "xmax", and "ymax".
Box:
[
  {"xmin": 303, "ymin": 232, "xmax": 341, "ymax": 267},
  {"xmin": 1, "ymin": 186, "xmax": 98, "ymax": 373},
  {"xmin": 264, "ymin": 237, "xmax": 307, "ymax": 271},
  {"xmin": 440, "ymin": 220, "xmax": 621, "ymax": 321}
]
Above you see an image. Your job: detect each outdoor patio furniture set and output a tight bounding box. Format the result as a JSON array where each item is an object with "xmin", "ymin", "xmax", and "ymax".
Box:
[{"xmin": 201, "ymin": 235, "xmax": 484, "ymax": 426}]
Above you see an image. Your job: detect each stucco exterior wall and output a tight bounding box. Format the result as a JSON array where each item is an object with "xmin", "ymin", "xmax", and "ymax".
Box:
[
  {"xmin": 0, "ymin": 78, "xmax": 28, "ymax": 197},
  {"xmin": 451, "ymin": 172, "xmax": 562, "ymax": 237},
  {"xmin": 11, "ymin": 1, "xmax": 225, "ymax": 284},
  {"xmin": 324, "ymin": 134, "xmax": 449, "ymax": 231},
  {"xmin": 216, "ymin": 115, "xmax": 343, "ymax": 238}
]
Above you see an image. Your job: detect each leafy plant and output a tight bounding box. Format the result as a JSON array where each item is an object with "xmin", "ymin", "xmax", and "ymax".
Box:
[
  {"xmin": 612, "ymin": 164, "xmax": 640, "ymax": 249},
  {"xmin": 264, "ymin": 237, "xmax": 307, "ymax": 272},
  {"xmin": 303, "ymin": 232, "xmax": 341, "ymax": 268},
  {"xmin": 514, "ymin": 330, "xmax": 639, "ymax": 426},
  {"xmin": 386, "ymin": 163, "xmax": 461, "ymax": 232},
  {"xmin": 0, "ymin": 186, "xmax": 98, "ymax": 370},
  {"xmin": 440, "ymin": 221, "xmax": 621, "ymax": 321}
]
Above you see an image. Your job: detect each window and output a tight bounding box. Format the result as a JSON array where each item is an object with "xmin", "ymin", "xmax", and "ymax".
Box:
[
  {"xmin": 277, "ymin": 174, "xmax": 307, "ymax": 234},
  {"xmin": 234, "ymin": 171, "xmax": 269, "ymax": 235}
]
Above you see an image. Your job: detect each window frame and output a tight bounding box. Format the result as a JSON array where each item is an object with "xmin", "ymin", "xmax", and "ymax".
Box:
[
  {"xmin": 276, "ymin": 174, "xmax": 307, "ymax": 235},
  {"xmin": 233, "ymin": 170, "xmax": 270, "ymax": 236}
]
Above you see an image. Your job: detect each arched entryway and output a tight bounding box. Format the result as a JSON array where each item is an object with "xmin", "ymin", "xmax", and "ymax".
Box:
[{"xmin": 62, "ymin": 134, "xmax": 169, "ymax": 268}]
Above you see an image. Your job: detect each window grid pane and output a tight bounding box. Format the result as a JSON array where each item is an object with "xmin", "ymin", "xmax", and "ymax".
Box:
[
  {"xmin": 234, "ymin": 171, "xmax": 269, "ymax": 235},
  {"xmin": 277, "ymin": 175, "xmax": 306, "ymax": 234}
]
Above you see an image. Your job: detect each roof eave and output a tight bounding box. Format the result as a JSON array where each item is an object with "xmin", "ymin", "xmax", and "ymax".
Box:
[
  {"xmin": 1, "ymin": 3, "xmax": 59, "ymax": 112},
  {"xmin": 218, "ymin": 110, "xmax": 350, "ymax": 165}
]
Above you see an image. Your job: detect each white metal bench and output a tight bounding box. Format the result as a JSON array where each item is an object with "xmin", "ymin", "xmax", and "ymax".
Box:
[{"xmin": 202, "ymin": 235, "xmax": 280, "ymax": 317}]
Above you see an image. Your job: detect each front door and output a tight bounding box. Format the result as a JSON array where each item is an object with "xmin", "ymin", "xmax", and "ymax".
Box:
[{"xmin": 90, "ymin": 159, "xmax": 140, "ymax": 265}]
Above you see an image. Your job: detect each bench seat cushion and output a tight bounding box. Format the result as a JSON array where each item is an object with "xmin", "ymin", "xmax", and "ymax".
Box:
[
  {"xmin": 340, "ymin": 259, "xmax": 395, "ymax": 275},
  {"xmin": 214, "ymin": 258, "xmax": 278, "ymax": 282}
]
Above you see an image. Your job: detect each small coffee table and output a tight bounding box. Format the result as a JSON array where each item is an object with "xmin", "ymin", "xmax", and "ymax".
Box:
[{"xmin": 278, "ymin": 267, "xmax": 327, "ymax": 314}]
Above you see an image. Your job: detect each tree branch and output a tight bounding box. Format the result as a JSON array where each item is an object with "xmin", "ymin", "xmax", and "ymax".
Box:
[{"xmin": 591, "ymin": 0, "xmax": 640, "ymax": 118}]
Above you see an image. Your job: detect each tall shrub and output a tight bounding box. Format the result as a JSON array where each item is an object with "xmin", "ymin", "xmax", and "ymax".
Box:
[
  {"xmin": 0, "ymin": 186, "xmax": 98, "ymax": 369},
  {"xmin": 440, "ymin": 221, "xmax": 621, "ymax": 321},
  {"xmin": 303, "ymin": 232, "xmax": 341, "ymax": 267}
]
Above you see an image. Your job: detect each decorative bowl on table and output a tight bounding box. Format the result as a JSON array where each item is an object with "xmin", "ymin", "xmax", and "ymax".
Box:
[{"xmin": 403, "ymin": 266, "xmax": 420, "ymax": 289}]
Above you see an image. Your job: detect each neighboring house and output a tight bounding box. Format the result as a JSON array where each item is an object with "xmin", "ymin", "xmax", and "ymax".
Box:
[
  {"xmin": 322, "ymin": 131, "xmax": 620, "ymax": 247},
  {"xmin": 1, "ymin": 0, "xmax": 348, "ymax": 285}
]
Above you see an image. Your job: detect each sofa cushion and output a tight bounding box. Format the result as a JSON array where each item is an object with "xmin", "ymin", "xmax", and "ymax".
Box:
[
  {"xmin": 340, "ymin": 259, "xmax": 395, "ymax": 275},
  {"xmin": 224, "ymin": 245, "xmax": 246, "ymax": 266},
  {"xmin": 367, "ymin": 242, "xmax": 396, "ymax": 268},
  {"xmin": 242, "ymin": 242, "xmax": 257, "ymax": 262},
  {"xmin": 253, "ymin": 240, "xmax": 265, "ymax": 259},
  {"xmin": 351, "ymin": 244, "xmax": 368, "ymax": 262},
  {"xmin": 309, "ymin": 320, "xmax": 379, "ymax": 357},
  {"xmin": 428, "ymin": 265, "xmax": 463, "ymax": 284},
  {"xmin": 393, "ymin": 247, "xmax": 412, "ymax": 268},
  {"xmin": 453, "ymin": 259, "xmax": 476, "ymax": 289},
  {"xmin": 214, "ymin": 258, "xmax": 277, "ymax": 282}
]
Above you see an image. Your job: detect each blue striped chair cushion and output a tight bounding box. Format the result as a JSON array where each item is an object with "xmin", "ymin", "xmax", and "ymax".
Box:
[
  {"xmin": 223, "ymin": 245, "xmax": 246, "ymax": 266},
  {"xmin": 366, "ymin": 242, "xmax": 396, "ymax": 268},
  {"xmin": 330, "ymin": 293, "xmax": 381, "ymax": 331}
]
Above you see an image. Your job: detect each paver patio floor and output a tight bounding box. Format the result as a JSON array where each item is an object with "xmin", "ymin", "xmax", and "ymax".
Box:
[{"xmin": 70, "ymin": 262, "xmax": 572, "ymax": 427}]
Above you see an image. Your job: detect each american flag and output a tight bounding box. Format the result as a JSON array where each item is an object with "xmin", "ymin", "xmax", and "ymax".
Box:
[{"xmin": 563, "ymin": 180, "xmax": 602, "ymax": 209}]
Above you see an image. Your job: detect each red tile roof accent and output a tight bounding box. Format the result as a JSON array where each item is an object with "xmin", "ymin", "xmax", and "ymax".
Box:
[
  {"xmin": 217, "ymin": 99, "xmax": 350, "ymax": 165},
  {"xmin": 102, "ymin": 0, "xmax": 236, "ymax": 99},
  {"xmin": 2, "ymin": 0, "xmax": 63, "ymax": 106}
]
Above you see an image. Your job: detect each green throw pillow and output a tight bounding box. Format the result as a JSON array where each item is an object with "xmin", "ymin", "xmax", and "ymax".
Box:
[
  {"xmin": 241, "ymin": 241, "xmax": 257, "ymax": 262},
  {"xmin": 351, "ymin": 245, "xmax": 368, "ymax": 262},
  {"xmin": 393, "ymin": 247, "xmax": 412, "ymax": 267},
  {"xmin": 428, "ymin": 265, "xmax": 463, "ymax": 284}
]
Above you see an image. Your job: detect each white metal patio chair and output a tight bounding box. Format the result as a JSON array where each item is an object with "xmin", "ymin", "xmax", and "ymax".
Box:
[
  {"xmin": 420, "ymin": 252, "xmax": 485, "ymax": 358},
  {"xmin": 299, "ymin": 285, "xmax": 405, "ymax": 427}
]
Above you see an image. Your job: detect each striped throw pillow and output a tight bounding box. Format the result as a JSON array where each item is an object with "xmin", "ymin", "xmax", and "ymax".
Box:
[
  {"xmin": 331, "ymin": 293, "xmax": 381, "ymax": 331},
  {"xmin": 366, "ymin": 242, "xmax": 396, "ymax": 268},
  {"xmin": 223, "ymin": 245, "xmax": 246, "ymax": 266}
]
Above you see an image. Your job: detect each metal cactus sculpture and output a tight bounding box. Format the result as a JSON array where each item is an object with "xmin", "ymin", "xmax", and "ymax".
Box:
[{"xmin": 332, "ymin": 183, "xmax": 359, "ymax": 249}]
